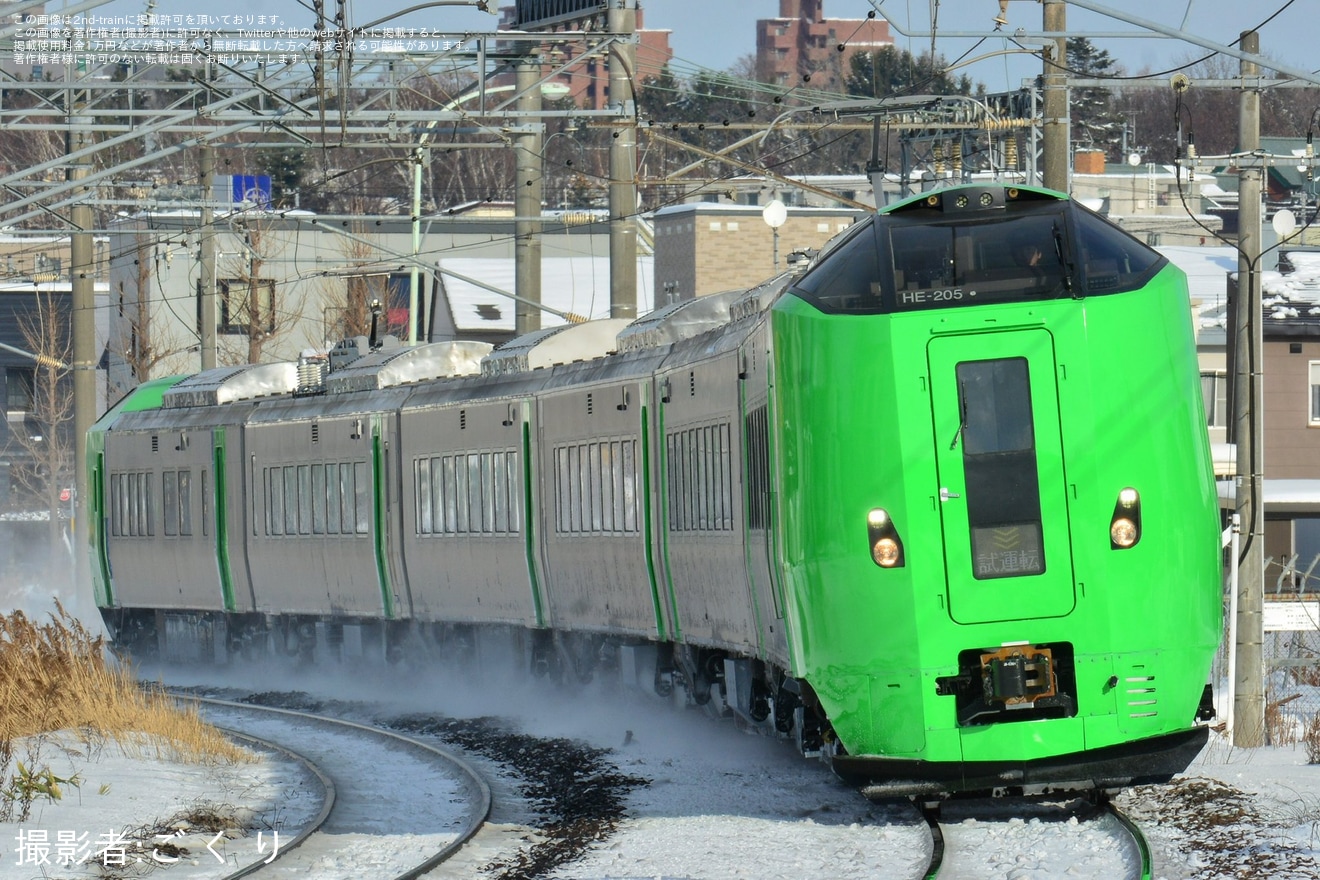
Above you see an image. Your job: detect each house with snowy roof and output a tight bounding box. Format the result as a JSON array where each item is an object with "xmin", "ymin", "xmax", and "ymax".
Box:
[{"xmin": 1214, "ymin": 248, "xmax": 1320, "ymax": 589}]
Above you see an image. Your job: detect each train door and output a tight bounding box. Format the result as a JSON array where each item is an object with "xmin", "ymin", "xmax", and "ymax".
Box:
[{"xmin": 927, "ymin": 329, "xmax": 1076, "ymax": 624}]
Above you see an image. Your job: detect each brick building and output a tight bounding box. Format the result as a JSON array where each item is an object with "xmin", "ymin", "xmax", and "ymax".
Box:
[
  {"xmin": 756, "ymin": 0, "xmax": 892, "ymax": 89},
  {"xmin": 652, "ymin": 203, "xmax": 862, "ymax": 302},
  {"xmin": 501, "ymin": 5, "xmax": 673, "ymax": 110}
]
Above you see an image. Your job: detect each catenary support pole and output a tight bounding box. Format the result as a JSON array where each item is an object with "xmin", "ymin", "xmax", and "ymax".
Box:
[
  {"xmin": 515, "ymin": 50, "xmax": 544, "ymax": 337},
  {"xmin": 1041, "ymin": 0, "xmax": 1069, "ymax": 192},
  {"xmin": 199, "ymin": 145, "xmax": 217, "ymax": 370},
  {"xmin": 1233, "ymin": 29, "xmax": 1265, "ymax": 749},
  {"xmin": 608, "ymin": 0, "xmax": 637, "ymax": 318},
  {"xmin": 71, "ymin": 109, "xmax": 95, "ymax": 601}
]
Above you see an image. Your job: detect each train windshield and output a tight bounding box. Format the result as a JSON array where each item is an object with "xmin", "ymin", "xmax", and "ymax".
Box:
[{"xmin": 789, "ymin": 197, "xmax": 1166, "ymax": 314}]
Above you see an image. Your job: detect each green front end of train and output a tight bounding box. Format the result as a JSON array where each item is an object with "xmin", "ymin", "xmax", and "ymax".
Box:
[{"xmin": 771, "ymin": 185, "xmax": 1222, "ymax": 790}]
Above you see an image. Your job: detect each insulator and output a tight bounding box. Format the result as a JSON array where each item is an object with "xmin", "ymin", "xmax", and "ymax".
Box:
[
  {"xmin": 1005, "ymin": 135, "xmax": 1019, "ymax": 170},
  {"xmin": 297, "ymin": 356, "xmax": 328, "ymax": 393},
  {"xmin": 934, "ymin": 142, "xmax": 945, "ymax": 174}
]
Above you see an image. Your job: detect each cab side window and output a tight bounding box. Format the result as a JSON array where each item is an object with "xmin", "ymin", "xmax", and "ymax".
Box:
[
  {"xmin": 1073, "ymin": 208, "xmax": 1164, "ymax": 293},
  {"xmin": 791, "ymin": 221, "xmax": 882, "ymax": 312}
]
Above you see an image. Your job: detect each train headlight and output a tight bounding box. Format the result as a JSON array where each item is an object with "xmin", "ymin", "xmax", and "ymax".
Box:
[
  {"xmin": 1110, "ymin": 518, "xmax": 1138, "ymax": 547},
  {"xmin": 1109, "ymin": 488, "xmax": 1142, "ymax": 549},
  {"xmin": 872, "ymin": 538, "xmax": 901, "ymax": 567},
  {"xmin": 866, "ymin": 508, "xmax": 905, "ymax": 568}
]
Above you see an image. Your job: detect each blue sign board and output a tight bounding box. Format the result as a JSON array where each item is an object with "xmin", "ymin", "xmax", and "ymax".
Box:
[{"xmin": 231, "ymin": 175, "xmax": 273, "ymax": 208}]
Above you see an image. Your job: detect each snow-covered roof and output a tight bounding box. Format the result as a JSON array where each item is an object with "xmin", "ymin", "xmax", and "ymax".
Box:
[
  {"xmin": 1159, "ymin": 246, "xmax": 1236, "ymax": 295},
  {"xmin": 1157, "ymin": 245, "xmax": 1236, "ymax": 343},
  {"xmin": 437, "ymin": 256, "xmax": 654, "ymax": 333},
  {"xmin": 1269, "ymin": 251, "xmax": 1320, "ymax": 304},
  {"xmin": 1218, "ymin": 479, "xmax": 1320, "ymax": 511}
]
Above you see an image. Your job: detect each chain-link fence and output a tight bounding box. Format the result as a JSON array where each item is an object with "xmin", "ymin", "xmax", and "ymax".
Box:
[{"xmin": 1215, "ymin": 553, "xmax": 1320, "ymax": 748}]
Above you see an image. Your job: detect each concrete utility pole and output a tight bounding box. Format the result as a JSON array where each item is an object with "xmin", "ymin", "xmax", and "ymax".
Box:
[
  {"xmin": 515, "ymin": 50, "xmax": 544, "ymax": 337},
  {"xmin": 1232, "ymin": 29, "xmax": 1265, "ymax": 749},
  {"xmin": 608, "ymin": 0, "xmax": 637, "ymax": 319},
  {"xmin": 199, "ymin": 145, "xmax": 217, "ymax": 370},
  {"xmin": 70, "ymin": 110, "xmax": 94, "ymax": 599},
  {"xmin": 409, "ymin": 147, "xmax": 426, "ymax": 345},
  {"xmin": 1041, "ymin": 0, "xmax": 1069, "ymax": 192}
]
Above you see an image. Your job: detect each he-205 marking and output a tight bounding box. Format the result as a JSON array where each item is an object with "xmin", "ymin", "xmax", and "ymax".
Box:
[{"xmin": 899, "ymin": 288, "xmax": 975, "ymax": 305}]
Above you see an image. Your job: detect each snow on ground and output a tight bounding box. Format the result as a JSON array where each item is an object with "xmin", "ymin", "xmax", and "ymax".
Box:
[
  {"xmin": 0, "ymin": 733, "xmax": 319, "ymax": 879},
  {"xmin": 4, "ymin": 584, "xmax": 1320, "ymax": 879}
]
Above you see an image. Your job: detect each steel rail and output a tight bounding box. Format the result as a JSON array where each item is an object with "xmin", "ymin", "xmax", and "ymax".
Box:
[
  {"xmin": 209, "ymin": 726, "xmax": 337, "ymax": 879},
  {"xmin": 1104, "ymin": 796, "xmax": 1154, "ymax": 880},
  {"xmin": 917, "ymin": 802, "xmax": 945, "ymax": 880},
  {"xmin": 178, "ymin": 693, "xmax": 492, "ymax": 880}
]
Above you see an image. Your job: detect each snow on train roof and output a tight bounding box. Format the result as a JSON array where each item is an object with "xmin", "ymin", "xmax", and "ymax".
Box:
[
  {"xmin": 616, "ymin": 290, "xmax": 743, "ymax": 353},
  {"xmin": 161, "ymin": 363, "xmax": 298, "ymax": 409},
  {"xmin": 325, "ymin": 340, "xmax": 494, "ymax": 393},
  {"xmin": 482, "ymin": 319, "xmax": 633, "ymax": 376},
  {"xmin": 615, "ymin": 274, "xmax": 795, "ymax": 353}
]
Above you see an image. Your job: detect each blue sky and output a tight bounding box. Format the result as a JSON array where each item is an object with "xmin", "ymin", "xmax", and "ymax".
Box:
[
  {"xmin": 643, "ymin": 0, "xmax": 1320, "ymax": 93},
  {"xmin": 51, "ymin": 0, "xmax": 1320, "ymax": 93}
]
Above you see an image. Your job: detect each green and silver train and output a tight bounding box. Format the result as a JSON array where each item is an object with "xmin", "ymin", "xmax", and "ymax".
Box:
[{"xmin": 90, "ymin": 184, "xmax": 1222, "ymax": 795}]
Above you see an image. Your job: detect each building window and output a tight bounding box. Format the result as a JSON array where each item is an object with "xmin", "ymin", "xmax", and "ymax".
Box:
[
  {"xmin": 1201, "ymin": 371, "xmax": 1228, "ymax": 429},
  {"xmin": 198, "ymin": 279, "xmax": 277, "ymax": 335},
  {"xmin": 1295, "ymin": 518, "xmax": 1320, "ymax": 586},
  {"xmin": 220, "ymin": 279, "xmax": 276, "ymax": 335},
  {"xmin": 1311, "ymin": 362, "xmax": 1320, "ymax": 425},
  {"xmin": 5, "ymin": 367, "xmax": 34, "ymax": 416},
  {"xmin": 341, "ymin": 273, "xmax": 415, "ymax": 339}
]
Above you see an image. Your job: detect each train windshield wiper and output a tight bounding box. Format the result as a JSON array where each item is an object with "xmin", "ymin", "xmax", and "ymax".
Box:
[
  {"xmin": 949, "ymin": 380, "xmax": 969, "ymax": 450},
  {"xmin": 1052, "ymin": 221, "xmax": 1077, "ymax": 296}
]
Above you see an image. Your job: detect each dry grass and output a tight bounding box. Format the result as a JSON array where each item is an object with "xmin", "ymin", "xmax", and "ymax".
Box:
[
  {"xmin": 1265, "ymin": 690, "xmax": 1302, "ymax": 747},
  {"xmin": 0, "ymin": 602, "xmax": 247, "ymax": 764},
  {"xmin": 1305, "ymin": 713, "xmax": 1320, "ymax": 764}
]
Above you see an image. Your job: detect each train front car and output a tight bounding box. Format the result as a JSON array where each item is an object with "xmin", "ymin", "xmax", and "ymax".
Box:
[{"xmin": 771, "ymin": 184, "xmax": 1222, "ymax": 796}]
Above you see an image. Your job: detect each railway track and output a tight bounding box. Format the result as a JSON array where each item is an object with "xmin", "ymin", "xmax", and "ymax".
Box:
[
  {"xmin": 174, "ymin": 693, "xmax": 491, "ymax": 879},
  {"xmin": 914, "ymin": 793, "xmax": 1152, "ymax": 880},
  {"xmin": 164, "ymin": 683, "xmax": 1162, "ymax": 880}
]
